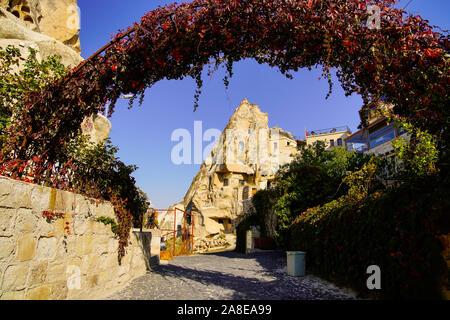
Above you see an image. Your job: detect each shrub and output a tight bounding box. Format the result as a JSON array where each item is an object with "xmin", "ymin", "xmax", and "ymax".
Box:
[
  {"xmin": 272, "ymin": 141, "xmax": 375, "ymax": 247},
  {"xmin": 290, "ymin": 161, "xmax": 449, "ymax": 299},
  {"xmin": 236, "ymin": 142, "xmax": 376, "ymax": 250},
  {"xmin": 391, "ymin": 122, "xmax": 439, "ymax": 178},
  {"xmin": 65, "ymin": 135, "xmax": 150, "ymax": 227},
  {"xmin": 0, "ymin": 46, "xmax": 67, "ymax": 141}
]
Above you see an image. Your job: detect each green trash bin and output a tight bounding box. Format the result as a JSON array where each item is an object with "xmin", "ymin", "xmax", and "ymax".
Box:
[{"xmin": 286, "ymin": 251, "xmax": 306, "ymax": 277}]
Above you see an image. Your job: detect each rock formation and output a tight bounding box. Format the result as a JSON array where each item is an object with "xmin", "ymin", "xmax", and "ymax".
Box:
[
  {"xmin": 0, "ymin": 0, "xmax": 81, "ymax": 53},
  {"xmin": 81, "ymin": 114, "xmax": 112, "ymax": 145},
  {"xmin": 0, "ymin": 0, "xmax": 111, "ymax": 143},
  {"xmin": 172, "ymin": 99, "xmax": 299, "ymax": 240}
]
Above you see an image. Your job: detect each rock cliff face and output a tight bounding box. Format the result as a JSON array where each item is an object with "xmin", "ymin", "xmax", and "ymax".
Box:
[
  {"xmin": 0, "ymin": 0, "xmax": 81, "ymax": 53},
  {"xmin": 80, "ymin": 114, "xmax": 112, "ymax": 145},
  {"xmin": 176, "ymin": 99, "xmax": 298, "ymax": 239}
]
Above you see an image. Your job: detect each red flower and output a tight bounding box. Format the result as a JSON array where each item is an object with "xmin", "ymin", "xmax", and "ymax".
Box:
[
  {"xmin": 424, "ymin": 48, "xmax": 441, "ymax": 58},
  {"xmin": 111, "ymin": 63, "xmax": 117, "ymax": 71}
]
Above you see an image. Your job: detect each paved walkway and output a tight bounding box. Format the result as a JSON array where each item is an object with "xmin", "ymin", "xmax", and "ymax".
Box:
[{"xmin": 107, "ymin": 250, "xmax": 356, "ymax": 300}]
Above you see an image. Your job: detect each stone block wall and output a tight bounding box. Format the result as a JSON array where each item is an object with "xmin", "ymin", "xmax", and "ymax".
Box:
[{"xmin": 0, "ymin": 176, "xmax": 156, "ymax": 300}]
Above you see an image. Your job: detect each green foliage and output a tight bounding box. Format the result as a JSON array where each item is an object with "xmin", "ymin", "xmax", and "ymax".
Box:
[
  {"xmin": 236, "ymin": 142, "xmax": 376, "ymax": 250},
  {"xmin": 271, "ymin": 141, "xmax": 375, "ymax": 247},
  {"xmin": 96, "ymin": 216, "xmax": 119, "ymax": 235},
  {"xmin": 290, "ymin": 160, "xmax": 449, "ymax": 299},
  {"xmin": 284, "ymin": 122, "xmax": 446, "ymax": 299},
  {"xmin": 391, "ymin": 122, "xmax": 439, "ymax": 178},
  {"xmin": 343, "ymin": 157, "xmax": 381, "ymax": 198},
  {"xmin": 65, "ymin": 135, "xmax": 150, "ymax": 227},
  {"xmin": 0, "ymin": 45, "xmax": 67, "ymax": 140}
]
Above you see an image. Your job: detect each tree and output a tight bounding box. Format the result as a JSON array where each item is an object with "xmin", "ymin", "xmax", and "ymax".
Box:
[{"xmin": 266, "ymin": 141, "xmax": 375, "ymax": 246}]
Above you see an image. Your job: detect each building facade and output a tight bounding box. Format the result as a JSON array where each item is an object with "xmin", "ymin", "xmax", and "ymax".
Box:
[
  {"xmin": 305, "ymin": 125, "xmax": 352, "ymax": 150},
  {"xmin": 345, "ymin": 100, "xmax": 407, "ymax": 156}
]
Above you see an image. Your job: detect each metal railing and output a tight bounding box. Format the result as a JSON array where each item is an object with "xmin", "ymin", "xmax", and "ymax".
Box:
[
  {"xmin": 306, "ymin": 126, "xmax": 351, "ymax": 136},
  {"xmin": 158, "ymin": 208, "xmax": 194, "ymax": 257}
]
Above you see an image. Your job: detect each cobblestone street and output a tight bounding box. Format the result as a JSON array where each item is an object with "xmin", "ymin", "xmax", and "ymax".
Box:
[{"xmin": 107, "ymin": 250, "xmax": 357, "ymax": 300}]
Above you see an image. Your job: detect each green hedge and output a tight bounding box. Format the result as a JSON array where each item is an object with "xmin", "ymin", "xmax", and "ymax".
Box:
[{"xmin": 290, "ymin": 175, "xmax": 449, "ymax": 299}]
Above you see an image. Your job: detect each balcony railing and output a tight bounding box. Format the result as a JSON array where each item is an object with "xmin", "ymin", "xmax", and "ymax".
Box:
[{"xmin": 306, "ymin": 126, "xmax": 351, "ymax": 137}]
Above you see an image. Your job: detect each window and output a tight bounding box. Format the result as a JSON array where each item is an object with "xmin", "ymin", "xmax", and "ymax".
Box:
[
  {"xmin": 223, "ymin": 178, "xmax": 229, "ymax": 186},
  {"xmin": 337, "ymin": 138, "xmax": 342, "ymax": 146},
  {"xmin": 274, "ymin": 142, "xmax": 278, "ymax": 151},
  {"xmin": 346, "ymin": 131, "xmax": 368, "ymax": 153},
  {"xmin": 330, "ymin": 139, "xmax": 335, "ymax": 147},
  {"xmin": 287, "ymin": 141, "xmax": 290, "ymax": 146},
  {"xmin": 239, "ymin": 180, "xmax": 245, "ymax": 186},
  {"xmin": 369, "ymin": 123, "xmax": 396, "ymax": 148},
  {"xmin": 239, "ymin": 141, "xmax": 244, "ymax": 151}
]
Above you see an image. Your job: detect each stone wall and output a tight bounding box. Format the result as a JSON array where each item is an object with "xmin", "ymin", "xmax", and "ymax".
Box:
[{"xmin": 0, "ymin": 176, "xmax": 157, "ymax": 300}]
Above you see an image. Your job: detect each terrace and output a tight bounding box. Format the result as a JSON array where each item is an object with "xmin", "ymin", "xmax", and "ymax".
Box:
[{"xmin": 306, "ymin": 125, "xmax": 351, "ymax": 137}]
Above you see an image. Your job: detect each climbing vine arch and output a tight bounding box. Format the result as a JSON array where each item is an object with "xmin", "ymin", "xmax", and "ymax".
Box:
[{"xmin": 1, "ymin": 0, "xmax": 448, "ymax": 259}]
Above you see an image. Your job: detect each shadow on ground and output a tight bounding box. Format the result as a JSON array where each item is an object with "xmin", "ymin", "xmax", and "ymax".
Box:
[{"xmin": 147, "ymin": 250, "xmax": 352, "ymax": 300}]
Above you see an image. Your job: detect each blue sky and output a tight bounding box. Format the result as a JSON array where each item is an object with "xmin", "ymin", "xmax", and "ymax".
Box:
[{"xmin": 78, "ymin": 0, "xmax": 449, "ymax": 209}]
